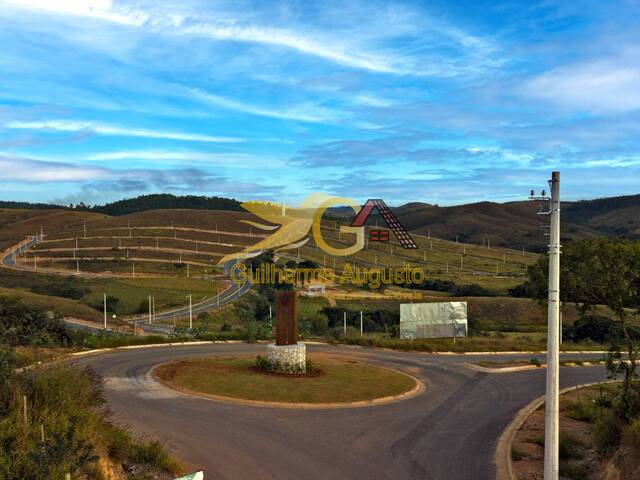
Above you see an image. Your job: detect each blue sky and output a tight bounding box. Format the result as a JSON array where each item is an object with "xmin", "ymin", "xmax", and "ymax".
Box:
[{"xmin": 0, "ymin": 0, "xmax": 639, "ymax": 206}]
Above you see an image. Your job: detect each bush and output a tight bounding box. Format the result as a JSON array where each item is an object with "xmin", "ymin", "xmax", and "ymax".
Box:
[
  {"xmin": 594, "ymin": 412, "xmax": 624, "ymax": 456},
  {"xmin": 309, "ymin": 312, "xmax": 328, "ymax": 335},
  {"xmin": 0, "ymin": 296, "xmax": 71, "ymax": 347},
  {"xmin": 559, "ymin": 433, "xmax": 584, "ymax": 460},
  {"xmin": 0, "ymin": 364, "xmax": 180, "ymax": 479},
  {"xmin": 558, "ymin": 463, "xmax": 588, "ymax": 480},
  {"xmin": 565, "ymin": 399, "xmax": 599, "ymax": 423},
  {"xmin": 565, "ymin": 315, "xmax": 620, "ymax": 343}
]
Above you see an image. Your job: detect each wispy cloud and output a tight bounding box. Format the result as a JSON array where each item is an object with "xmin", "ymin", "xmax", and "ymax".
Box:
[
  {"xmin": 187, "ymin": 88, "xmax": 338, "ymax": 123},
  {"xmin": 3, "ymin": 0, "xmax": 148, "ymax": 26},
  {"xmin": 0, "ymin": 154, "xmax": 106, "ymax": 182},
  {"xmin": 2, "ymin": 0, "xmax": 497, "ymax": 77},
  {"xmin": 5, "ymin": 120, "xmax": 242, "ymax": 143},
  {"xmin": 520, "ymin": 57, "xmax": 640, "ymax": 113},
  {"xmin": 86, "ymin": 150, "xmax": 285, "ymax": 167}
]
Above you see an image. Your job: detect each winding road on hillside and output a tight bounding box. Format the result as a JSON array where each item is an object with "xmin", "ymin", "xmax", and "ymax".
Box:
[
  {"xmin": 1, "ymin": 236, "xmax": 251, "ymax": 335},
  {"xmin": 70, "ymin": 343, "xmax": 607, "ymax": 480}
]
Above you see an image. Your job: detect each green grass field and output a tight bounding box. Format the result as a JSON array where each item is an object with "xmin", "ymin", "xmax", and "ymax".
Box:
[{"xmin": 155, "ymin": 355, "xmax": 417, "ymax": 403}]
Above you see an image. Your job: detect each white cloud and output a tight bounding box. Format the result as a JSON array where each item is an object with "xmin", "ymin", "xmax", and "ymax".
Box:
[
  {"xmin": 86, "ymin": 150, "xmax": 285, "ymax": 167},
  {"xmin": 187, "ymin": 88, "xmax": 338, "ymax": 123},
  {"xmin": 3, "ymin": 0, "xmax": 148, "ymax": 26},
  {"xmin": 0, "ymin": 155, "xmax": 106, "ymax": 182},
  {"xmin": 2, "ymin": 0, "xmax": 494, "ymax": 77},
  {"xmin": 583, "ymin": 156, "xmax": 640, "ymax": 168},
  {"xmin": 353, "ymin": 95, "xmax": 394, "ymax": 108},
  {"xmin": 5, "ymin": 120, "xmax": 242, "ymax": 143},
  {"xmin": 521, "ymin": 59, "xmax": 640, "ymax": 113}
]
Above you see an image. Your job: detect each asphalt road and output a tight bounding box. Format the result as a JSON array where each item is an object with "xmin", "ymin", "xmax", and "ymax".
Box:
[
  {"xmin": 1, "ymin": 238, "xmax": 251, "ymax": 335},
  {"xmin": 70, "ymin": 343, "xmax": 608, "ymax": 480}
]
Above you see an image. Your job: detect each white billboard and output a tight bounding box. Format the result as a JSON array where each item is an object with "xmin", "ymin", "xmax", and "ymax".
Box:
[{"xmin": 400, "ymin": 302, "xmax": 468, "ymax": 339}]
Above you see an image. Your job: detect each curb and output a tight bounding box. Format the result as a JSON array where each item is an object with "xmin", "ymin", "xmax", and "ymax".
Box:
[
  {"xmin": 495, "ymin": 380, "xmax": 617, "ymax": 480},
  {"xmin": 464, "ymin": 363, "xmax": 545, "ymax": 374},
  {"xmin": 69, "ymin": 340, "xmax": 245, "ymax": 358}
]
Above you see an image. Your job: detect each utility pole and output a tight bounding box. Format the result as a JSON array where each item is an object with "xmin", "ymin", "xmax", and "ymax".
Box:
[
  {"xmin": 83, "ymin": 220, "xmax": 86, "ymax": 239},
  {"xmin": 545, "ymin": 171, "xmax": 561, "ymax": 480},
  {"xmin": 530, "ymin": 172, "xmax": 561, "ymax": 480},
  {"xmin": 187, "ymin": 263, "xmax": 190, "ymax": 277},
  {"xmin": 148, "ymin": 295, "xmax": 152, "ymax": 324},
  {"xmin": 132, "ymin": 262, "xmax": 135, "ymax": 277},
  {"xmin": 187, "ymin": 294, "xmax": 193, "ymax": 329},
  {"xmin": 360, "ymin": 310, "xmax": 363, "ymax": 336},
  {"xmin": 103, "ymin": 293, "xmax": 107, "ymax": 329}
]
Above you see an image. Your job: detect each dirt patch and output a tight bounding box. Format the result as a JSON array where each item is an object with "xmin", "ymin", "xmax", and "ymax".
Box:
[{"xmin": 511, "ymin": 386, "xmax": 607, "ymax": 480}]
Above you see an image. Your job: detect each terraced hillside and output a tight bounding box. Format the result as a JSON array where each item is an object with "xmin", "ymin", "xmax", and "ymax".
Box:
[{"xmin": 0, "ymin": 207, "xmax": 540, "ymax": 330}]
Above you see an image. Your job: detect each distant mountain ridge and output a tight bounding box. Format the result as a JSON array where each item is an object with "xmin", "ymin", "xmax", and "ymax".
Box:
[
  {"xmin": 1, "ymin": 194, "xmax": 242, "ymax": 216},
  {"xmin": 1, "ymin": 193, "xmax": 638, "ymax": 250}
]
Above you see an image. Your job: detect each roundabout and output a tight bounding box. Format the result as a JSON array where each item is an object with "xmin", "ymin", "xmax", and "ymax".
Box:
[
  {"xmin": 153, "ymin": 354, "xmax": 422, "ymax": 408},
  {"xmin": 69, "ymin": 342, "xmax": 608, "ymax": 480}
]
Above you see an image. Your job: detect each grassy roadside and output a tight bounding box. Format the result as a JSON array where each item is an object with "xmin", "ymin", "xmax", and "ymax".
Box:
[
  {"xmin": 511, "ymin": 383, "xmax": 640, "ymax": 480},
  {"xmin": 0, "ymin": 296, "xmax": 184, "ymax": 479},
  {"xmin": 328, "ymin": 333, "xmax": 605, "ymax": 353},
  {"xmin": 0, "ymin": 352, "xmax": 182, "ymax": 479}
]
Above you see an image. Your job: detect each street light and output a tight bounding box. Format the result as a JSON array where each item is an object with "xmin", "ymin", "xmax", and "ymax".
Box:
[{"xmin": 187, "ymin": 294, "xmax": 193, "ymax": 329}]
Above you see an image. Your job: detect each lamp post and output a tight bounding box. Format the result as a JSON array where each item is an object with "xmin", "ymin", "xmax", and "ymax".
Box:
[{"xmin": 187, "ymin": 294, "xmax": 193, "ymax": 329}]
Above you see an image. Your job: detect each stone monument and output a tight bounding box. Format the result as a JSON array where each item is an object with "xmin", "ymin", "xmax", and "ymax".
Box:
[{"xmin": 266, "ymin": 290, "xmax": 306, "ymax": 374}]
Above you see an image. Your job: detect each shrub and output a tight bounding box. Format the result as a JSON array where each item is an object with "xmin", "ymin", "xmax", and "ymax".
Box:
[
  {"xmin": 565, "ymin": 315, "xmax": 620, "ymax": 343},
  {"xmin": 594, "ymin": 412, "xmax": 624, "ymax": 456},
  {"xmin": 565, "ymin": 399, "xmax": 599, "ymax": 423},
  {"xmin": 511, "ymin": 447, "xmax": 524, "ymax": 461},
  {"xmin": 309, "ymin": 312, "xmax": 328, "ymax": 335},
  {"xmin": 0, "ymin": 296, "xmax": 71, "ymax": 347},
  {"xmin": 558, "ymin": 463, "xmax": 588, "ymax": 480},
  {"xmin": 559, "ymin": 433, "xmax": 584, "ymax": 460}
]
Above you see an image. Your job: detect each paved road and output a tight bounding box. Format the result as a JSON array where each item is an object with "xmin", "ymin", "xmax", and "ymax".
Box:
[
  {"xmin": 70, "ymin": 343, "xmax": 607, "ymax": 480},
  {"xmin": 1, "ymin": 238, "xmax": 251, "ymax": 335}
]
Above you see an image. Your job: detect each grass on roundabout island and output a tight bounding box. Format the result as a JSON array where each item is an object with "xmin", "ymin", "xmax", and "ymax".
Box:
[{"xmin": 154, "ymin": 354, "xmax": 418, "ymax": 404}]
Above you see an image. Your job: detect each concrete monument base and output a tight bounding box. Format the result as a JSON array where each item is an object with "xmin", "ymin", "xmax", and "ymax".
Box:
[{"xmin": 266, "ymin": 342, "xmax": 307, "ymax": 374}]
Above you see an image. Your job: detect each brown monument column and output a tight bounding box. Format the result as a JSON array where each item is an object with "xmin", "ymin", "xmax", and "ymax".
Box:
[
  {"xmin": 267, "ymin": 290, "xmax": 306, "ymax": 373},
  {"xmin": 275, "ymin": 290, "xmax": 298, "ymax": 345}
]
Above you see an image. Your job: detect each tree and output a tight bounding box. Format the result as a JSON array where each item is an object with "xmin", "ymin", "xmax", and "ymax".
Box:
[{"xmin": 526, "ymin": 239, "xmax": 640, "ymax": 418}]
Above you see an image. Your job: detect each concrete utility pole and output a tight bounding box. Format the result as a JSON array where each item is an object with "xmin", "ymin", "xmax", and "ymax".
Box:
[
  {"xmin": 103, "ymin": 293, "xmax": 107, "ymax": 329},
  {"xmin": 529, "ymin": 172, "xmax": 561, "ymax": 480},
  {"xmin": 360, "ymin": 311, "xmax": 363, "ymax": 336},
  {"xmin": 343, "ymin": 311, "xmax": 347, "ymax": 334},
  {"xmin": 148, "ymin": 295, "xmax": 152, "ymax": 324},
  {"xmin": 544, "ymin": 172, "xmax": 561, "ymax": 480},
  {"xmin": 187, "ymin": 294, "xmax": 193, "ymax": 329}
]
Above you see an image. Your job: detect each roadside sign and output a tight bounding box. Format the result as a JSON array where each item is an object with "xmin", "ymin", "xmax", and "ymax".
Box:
[{"xmin": 175, "ymin": 472, "xmax": 204, "ymax": 480}]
